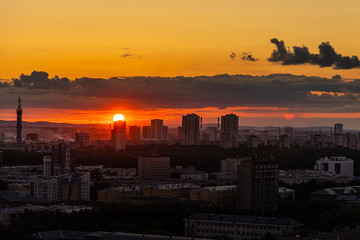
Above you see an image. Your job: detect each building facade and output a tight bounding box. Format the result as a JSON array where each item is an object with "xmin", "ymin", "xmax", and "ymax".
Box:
[
  {"xmin": 237, "ymin": 158, "xmax": 279, "ymax": 213},
  {"xmin": 314, "ymin": 156, "xmax": 353, "ymax": 176},
  {"xmin": 52, "ymin": 143, "xmax": 76, "ymax": 176},
  {"xmin": 111, "ymin": 119, "xmax": 126, "ymax": 150},
  {"xmin": 221, "ymin": 114, "xmax": 239, "ymax": 148},
  {"xmin": 138, "ymin": 155, "xmax": 170, "ymax": 180},
  {"xmin": 128, "ymin": 126, "xmax": 141, "ymax": 141},
  {"xmin": 182, "ymin": 114, "xmax": 200, "ymax": 145},
  {"xmin": 184, "ymin": 213, "xmax": 303, "ymax": 240},
  {"xmin": 75, "ymin": 132, "xmax": 90, "ymax": 148}
]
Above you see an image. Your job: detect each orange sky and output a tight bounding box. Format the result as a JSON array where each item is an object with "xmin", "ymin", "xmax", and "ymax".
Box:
[
  {"xmin": 1, "ymin": 0, "xmax": 360, "ymax": 79},
  {"xmin": 2, "ymin": 1, "xmax": 360, "ymax": 127}
]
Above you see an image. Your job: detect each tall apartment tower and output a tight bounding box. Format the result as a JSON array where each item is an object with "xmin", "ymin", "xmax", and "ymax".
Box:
[
  {"xmin": 142, "ymin": 126, "xmax": 151, "ymax": 139},
  {"xmin": 182, "ymin": 114, "xmax": 200, "ymax": 145},
  {"xmin": 221, "ymin": 113, "xmax": 239, "ymax": 148},
  {"xmin": 16, "ymin": 97, "xmax": 23, "ymax": 146},
  {"xmin": 52, "ymin": 143, "xmax": 76, "ymax": 176},
  {"xmin": 334, "ymin": 123, "xmax": 343, "ymax": 135},
  {"xmin": 43, "ymin": 156, "xmax": 52, "ymax": 178},
  {"xmin": 128, "ymin": 126, "xmax": 141, "ymax": 141},
  {"xmin": 75, "ymin": 132, "xmax": 90, "ymax": 148},
  {"xmin": 237, "ymin": 158, "xmax": 279, "ymax": 213},
  {"xmin": 151, "ymin": 119, "xmax": 164, "ymax": 141},
  {"xmin": 111, "ymin": 119, "xmax": 126, "ymax": 150}
]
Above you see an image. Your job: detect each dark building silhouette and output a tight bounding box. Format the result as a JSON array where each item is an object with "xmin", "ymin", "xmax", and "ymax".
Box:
[
  {"xmin": 52, "ymin": 143, "xmax": 76, "ymax": 176},
  {"xmin": 182, "ymin": 114, "xmax": 200, "ymax": 145},
  {"xmin": 111, "ymin": 120, "xmax": 126, "ymax": 150},
  {"xmin": 220, "ymin": 113, "xmax": 239, "ymax": 148},
  {"xmin": 75, "ymin": 132, "xmax": 90, "ymax": 148},
  {"xmin": 16, "ymin": 97, "xmax": 23, "ymax": 146},
  {"xmin": 237, "ymin": 158, "xmax": 279, "ymax": 213},
  {"xmin": 142, "ymin": 126, "xmax": 151, "ymax": 139},
  {"xmin": 128, "ymin": 126, "xmax": 141, "ymax": 141}
]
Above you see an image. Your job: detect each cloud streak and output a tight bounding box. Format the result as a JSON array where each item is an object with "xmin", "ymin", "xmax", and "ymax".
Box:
[{"xmin": 269, "ymin": 38, "xmax": 360, "ymax": 69}]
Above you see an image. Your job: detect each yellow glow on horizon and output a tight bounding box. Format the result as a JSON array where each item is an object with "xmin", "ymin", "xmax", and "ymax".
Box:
[{"xmin": 113, "ymin": 114, "xmax": 125, "ymax": 122}]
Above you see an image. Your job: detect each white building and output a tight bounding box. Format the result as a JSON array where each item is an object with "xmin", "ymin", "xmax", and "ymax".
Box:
[
  {"xmin": 43, "ymin": 156, "xmax": 51, "ymax": 178},
  {"xmin": 29, "ymin": 173, "xmax": 91, "ymax": 201},
  {"xmin": 314, "ymin": 156, "xmax": 353, "ymax": 176}
]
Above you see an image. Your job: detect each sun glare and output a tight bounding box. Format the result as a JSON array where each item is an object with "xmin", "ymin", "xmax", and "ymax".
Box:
[{"xmin": 113, "ymin": 114, "xmax": 125, "ymax": 121}]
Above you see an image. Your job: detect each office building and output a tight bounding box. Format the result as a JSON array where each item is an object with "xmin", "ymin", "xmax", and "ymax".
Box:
[
  {"xmin": 111, "ymin": 119, "xmax": 126, "ymax": 150},
  {"xmin": 75, "ymin": 132, "xmax": 90, "ymax": 148},
  {"xmin": 314, "ymin": 156, "xmax": 353, "ymax": 176},
  {"xmin": 182, "ymin": 114, "xmax": 200, "ymax": 145},
  {"xmin": 16, "ymin": 97, "xmax": 23, "ymax": 146},
  {"xmin": 237, "ymin": 158, "xmax": 279, "ymax": 212},
  {"xmin": 184, "ymin": 213, "xmax": 303, "ymax": 239},
  {"xmin": 128, "ymin": 126, "xmax": 141, "ymax": 141},
  {"xmin": 221, "ymin": 113, "xmax": 239, "ymax": 148},
  {"xmin": 138, "ymin": 155, "xmax": 170, "ymax": 179},
  {"xmin": 52, "ymin": 143, "xmax": 76, "ymax": 176}
]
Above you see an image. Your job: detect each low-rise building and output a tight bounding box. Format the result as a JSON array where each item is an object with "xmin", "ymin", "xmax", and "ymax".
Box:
[
  {"xmin": 190, "ymin": 185, "xmax": 237, "ymax": 208},
  {"xmin": 184, "ymin": 213, "xmax": 303, "ymax": 240},
  {"xmin": 314, "ymin": 156, "xmax": 353, "ymax": 176}
]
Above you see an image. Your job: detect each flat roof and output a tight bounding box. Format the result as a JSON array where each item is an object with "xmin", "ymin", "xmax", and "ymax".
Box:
[{"xmin": 184, "ymin": 213, "xmax": 303, "ymax": 227}]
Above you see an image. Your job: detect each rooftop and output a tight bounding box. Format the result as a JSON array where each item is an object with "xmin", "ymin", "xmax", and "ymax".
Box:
[{"xmin": 184, "ymin": 213, "xmax": 303, "ymax": 227}]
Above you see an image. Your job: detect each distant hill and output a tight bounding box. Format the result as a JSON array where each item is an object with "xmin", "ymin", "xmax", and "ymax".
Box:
[{"xmin": 0, "ymin": 120, "xmax": 106, "ymax": 129}]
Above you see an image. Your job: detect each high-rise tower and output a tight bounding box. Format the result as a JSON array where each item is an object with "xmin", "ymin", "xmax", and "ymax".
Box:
[
  {"xmin": 16, "ymin": 97, "xmax": 23, "ymax": 146},
  {"xmin": 182, "ymin": 113, "xmax": 200, "ymax": 145},
  {"xmin": 220, "ymin": 113, "xmax": 239, "ymax": 148}
]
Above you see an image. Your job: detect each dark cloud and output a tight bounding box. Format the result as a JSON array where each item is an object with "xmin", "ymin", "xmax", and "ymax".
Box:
[
  {"xmin": 11, "ymin": 71, "xmax": 71, "ymax": 90},
  {"xmin": 269, "ymin": 38, "xmax": 360, "ymax": 69},
  {"xmin": 2, "ymin": 71, "xmax": 360, "ymax": 113},
  {"xmin": 120, "ymin": 52, "xmax": 134, "ymax": 58},
  {"xmin": 229, "ymin": 52, "xmax": 237, "ymax": 60},
  {"xmin": 241, "ymin": 52, "xmax": 258, "ymax": 62}
]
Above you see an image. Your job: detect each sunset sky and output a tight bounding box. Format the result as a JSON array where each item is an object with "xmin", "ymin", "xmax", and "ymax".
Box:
[{"xmin": 2, "ymin": 0, "xmax": 360, "ymax": 127}]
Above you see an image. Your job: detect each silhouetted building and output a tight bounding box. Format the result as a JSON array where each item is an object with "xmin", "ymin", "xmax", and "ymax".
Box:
[
  {"xmin": 221, "ymin": 157, "xmax": 249, "ymax": 173},
  {"xmin": 151, "ymin": 119, "xmax": 164, "ymax": 141},
  {"xmin": 279, "ymin": 135, "xmax": 290, "ymax": 149},
  {"xmin": 221, "ymin": 113, "xmax": 239, "ymax": 148},
  {"xmin": 177, "ymin": 126, "xmax": 182, "ymax": 141},
  {"xmin": 142, "ymin": 126, "xmax": 151, "ymax": 139},
  {"xmin": 52, "ymin": 143, "xmax": 76, "ymax": 176},
  {"xmin": 182, "ymin": 114, "xmax": 200, "ymax": 145},
  {"xmin": 246, "ymin": 135, "xmax": 258, "ymax": 148},
  {"xmin": 111, "ymin": 119, "xmax": 126, "ymax": 150},
  {"xmin": 138, "ymin": 155, "xmax": 170, "ymax": 180},
  {"xmin": 237, "ymin": 158, "xmax": 279, "ymax": 213},
  {"xmin": 75, "ymin": 132, "xmax": 90, "ymax": 148},
  {"xmin": 128, "ymin": 126, "xmax": 141, "ymax": 141},
  {"xmin": 43, "ymin": 156, "xmax": 51, "ymax": 178},
  {"xmin": 16, "ymin": 97, "xmax": 23, "ymax": 146},
  {"xmin": 334, "ymin": 123, "xmax": 343, "ymax": 135},
  {"xmin": 284, "ymin": 127, "xmax": 294, "ymax": 140}
]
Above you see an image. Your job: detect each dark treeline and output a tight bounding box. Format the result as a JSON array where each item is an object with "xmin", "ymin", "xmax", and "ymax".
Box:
[
  {"xmin": 77, "ymin": 145, "xmax": 360, "ymax": 175},
  {"xmin": 3, "ymin": 145, "xmax": 360, "ymax": 175}
]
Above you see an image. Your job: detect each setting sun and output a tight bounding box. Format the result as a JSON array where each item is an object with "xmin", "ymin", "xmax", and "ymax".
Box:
[{"xmin": 113, "ymin": 114, "xmax": 125, "ymax": 122}]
